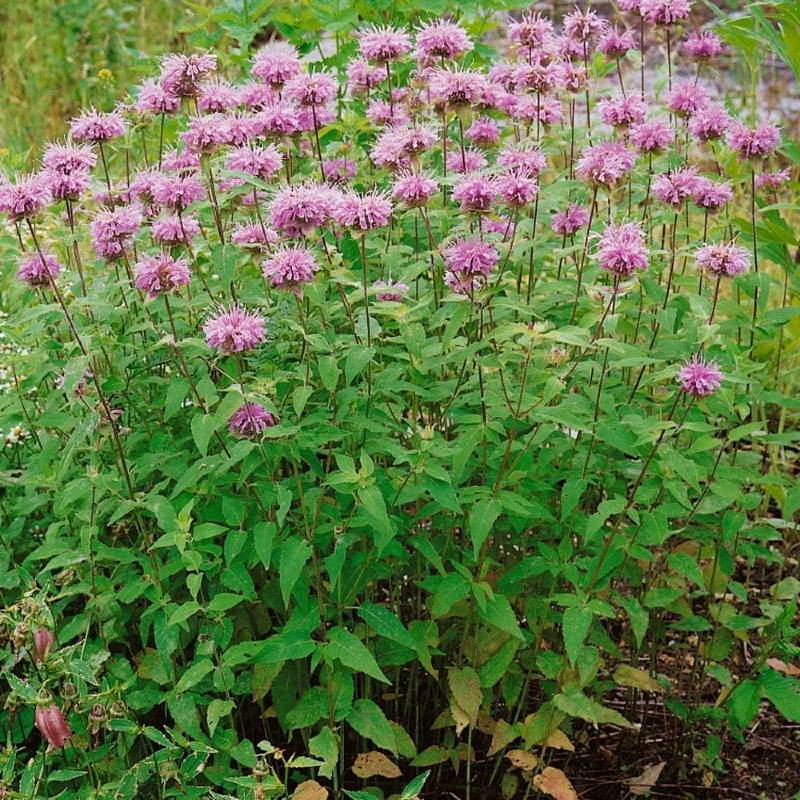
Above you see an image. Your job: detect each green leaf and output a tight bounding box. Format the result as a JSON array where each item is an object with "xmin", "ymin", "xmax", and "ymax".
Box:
[
  {"xmin": 358, "ymin": 603, "xmax": 416, "ymax": 650},
  {"xmin": 207, "ymin": 699, "xmax": 234, "ymax": 738},
  {"xmin": 191, "ymin": 413, "xmax": 216, "ymax": 456},
  {"xmin": 326, "ymin": 627, "xmax": 390, "ymax": 684},
  {"xmin": 479, "ymin": 639, "xmax": 520, "ymax": 689},
  {"xmin": 430, "ymin": 573, "xmax": 470, "ymax": 617},
  {"xmin": 480, "ymin": 594, "xmax": 525, "ymax": 640},
  {"xmin": 562, "ymin": 606, "xmax": 593, "ymax": 667},
  {"xmin": 347, "ymin": 699, "xmax": 397, "ymax": 753},
  {"xmin": 401, "ymin": 770, "xmax": 431, "ymax": 799},
  {"xmin": 469, "ymin": 498, "xmax": 502, "ymax": 560},
  {"xmin": 309, "ymin": 726, "xmax": 339, "ymax": 779},
  {"xmin": 175, "ymin": 658, "xmax": 214, "ymax": 693},
  {"xmin": 552, "ymin": 689, "xmax": 633, "ymax": 728},
  {"xmin": 358, "ymin": 483, "xmax": 395, "ymax": 551},
  {"xmin": 761, "ymin": 669, "xmax": 800, "ymax": 723},
  {"xmin": 612, "ymin": 665, "xmax": 664, "ymax": 693},
  {"xmin": 279, "ymin": 536, "xmax": 311, "ymax": 609}
]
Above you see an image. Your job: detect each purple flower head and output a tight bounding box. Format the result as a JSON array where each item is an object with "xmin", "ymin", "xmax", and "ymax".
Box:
[
  {"xmin": 552, "ymin": 203, "xmax": 590, "ymax": 236},
  {"xmin": 509, "ymin": 11, "xmax": 554, "ymax": 50},
  {"xmin": 497, "ymin": 143, "xmax": 546, "ymax": 177},
  {"xmin": 619, "ymin": 0, "xmax": 643, "ymax": 12},
  {"xmin": 160, "ymin": 52, "xmax": 217, "ymax": 97},
  {"xmin": 252, "ymin": 103, "xmax": 300, "ymax": 138},
  {"xmin": 162, "ymin": 149, "xmax": 201, "ymax": 173},
  {"xmin": 597, "ymin": 221, "xmax": 648, "ymax": 276},
  {"xmin": 415, "ymin": 20, "xmax": 473, "ymax": 61},
  {"xmin": 90, "ymin": 205, "xmax": 142, "ymax": 258},
  {"xmin": 252, "ymin": 42, "xmax": 302, "ymax": 88},
  {"xmin": 512, "ymin": 95, "xmax": 562, "ymax": 126},
  {"xmin": 465, "ymin": 117, "xmax": 500, "ymax": 147},
  {"xmin": 691, "ymin": 177, "xmax": 732, "ymax": 212},
  {"xmin": 151, "ymin": 213, "xmax": 200, "ymax": 245},
  {"xmin": 630, "ymin": 118, "xmax": 673, "ymax": 152},
  {"xmin": 286, "ymin": 70, "xmax": 337, "ymax": 107},
  {"xmin": 42, "ymin": 142, "xmax": 96, "ymax": 174},
  {"xmin": 653, "ymin": 166, "xmax": 701, "ymax": 207},
  {"xmin": 598, "ymin": 26, "xmax": 637, "ymax": 58},
  {"xmin": 550, "ymin": 33, "xmax": 584, "ymax": 60},
  {"xmin": 333, "ymin": 190, "xmax": 392, "ymax": 230},
  {"xmin": 373, "ymin": 279, "xmax": 409, "ymax": 301},
  {"xmin": 641, "ymin": 0, "xmax": 692, "ymax": 25},
  {"xmin": 391, "ymin": 171, "xmax": 438, "ymax": 207},
  {"xmin": 136, "ymin": 79, "xmax": 181, "ymax": 115},
  {"xmin": 563, "ymin": 5, "xmax": 606, "ymax": 43},
  {"xmin": 70, "ymin": 108, "xmax": 127, "ymax": 142},
  {"xmin": 152, "ymin": 173, "xmax": 205, "ymax": 210},
  {"xmin": 17, "ymin": 252, "xmax": 62, "ymax": 287},
  {"xmin": 204, "ymin": 305, "xmax": 267, "ymax": 353},
  {"xmin": 226, "ymin": 143, "xmax": 283, "ymax": 181},
  {"xmin": 366, "ymin": 99, "xmax": 410, "ymax": 127},
  {"xmin": 219, "ymin": 114, "xmax": 259, "ymax": 147},
  {"xmin": 678, "ymin": 356, "xmax": 722, "ymax": 397},
  {"xmin": 431, "ymin": 68, "xmax": 487, "ymax": 109},
  {"xmin": 559, "ymin": 62, "xmax": 588, "ymax": 93},
  {"xmin": 667, "ymin": 80, "xmax": 708, "ymax": 117},
  {"xmin": 688, "ymin": 105, "xmax": 730, "ymax": 142},
  {"xmin": 452, "ymin": 174, "xmax": 497, "ymax": 213},
  {"xmin": 270, "ymin": 183, "xmax": 335, "ymax": 236},
  {"xmin": 134, "ymin": 253, "xmax": 191, "ymax": 297},
  {"xmin": 445, "ymin": 146, "xmax": 488, "ymax": 174},
  {"xmin": 129, "ymin": 169, "xmax": 162, "ymax": 205},
  {"xmin": 444, "ymin": 238, "xmax": 499, "ymax": 277},
  {"xmin": 238, "ymin": 81, "xmax": 277, "ymax": 109},
  {"xmin": 683, "ymin": 29, "xmax": 724, "ymax": 61},
  {"xmin": 321, "ymin": 158, "xmax": 356, "ymax": 183},
  {"xmin": 347, "ymin": 59, "xmax": 385, "ymax": 93},
  {"xmin": 371, "ymin": 129, "xmax": 411, "ymax": 171},
  {"xmin": 182, "ymin": 114, "xmax": 227, "ymax": 153},
  {"xmin": 755, "ymin": 168, "xmax": 790, "ymax": 191},
  {"xmin": 0, "ymin": 174, "xmax": 51, "ymax": 220},
  {"xmin": 497, "ymin": 173, "xmax": 538, "ymax": 208},
  {"xmin": 197, "ymin": 79, "xmax": 240, "ymax": 113},
  {"xmin": 231, "ymin": 221, "xmax": 278, "ymax": 250},
  {"xmin": 695, "ymin": 242, "xmax": 749, "ymax": 277},
  {"xmin": 262, "ymin": 245, "xmax": 319, "ymax": 294},
  {"xmin": 599, "ymin": 94, "xmax": 646, "ymax": 128},
  {"xmin": 514, "ymin": 59, "xmax": 561, "ymax": 94},
  {"xmin": 358, "ymin": 25, "xmax": 412, "ymax": 62},
  {"xmin": 726, "ymin": 120, "xmax": 781, "ymax": 160},
  {"xmin": 228, "ymin": 403, "xmax": 276, "ymax": 437},
  {"xmin": 576, "ymin": 141, "xmax": 636, "ymax": 186},
  {"xmin": 44, "ymin": 170, "xmax": 91, "ymax": 201}
]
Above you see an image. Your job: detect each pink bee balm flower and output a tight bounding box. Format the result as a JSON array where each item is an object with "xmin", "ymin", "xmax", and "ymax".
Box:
[
  {"xmin": 465, "ymin": 117, "xmax": 500, "ymax": 147},
  {"xmin": 619, "ymin": 0, "xmax": 643, "ymax": 12},
  {"xmin": 597, "ymin": 221, "xmax": 648, "ymax": 276},
  {"xmin": 508, "ymin": 11, "xmax": 554, "ymax": 50},
  {"xmin": 431, "ymin": 68, "xmax": 488, "ymax": 108},
  {"xmin": 42, "ymin": 142, "xmax": 97, "ymax": 174},
  {"xmin": 514, "ymin": 60, "xmax": 561, "ymax": 94},
  {"xmin": 691, "ymin": 177, "xmax": 732, "ymax": 211},
  {"xmin": 358, "ymin": 25, "xmax": 412, "ymax": 62},
  {"xmin": 559, "ymin": 63, "xmax": 588, "ymax": 94},
  {"xmin": 366, "ymin": 99, "xmax": 410, "ymax": 127},
  {"xmin": 497, "ymin": 173, "xmax": 538, "ymax": 208},
  {"xmin": 334, "ymin": 191, "xmax": 392, "ymax": 230},
  {"xmin": 182, "ymin": 114, "xmax": 227, "ymax": 153},
  {"xmin": 415, "ymin": 20, "xmax": 473, "ymax": 61},
  {"xmin": 598, "ymin": 26, "xmax": 637, "ymax": 58},
  {"xmin": 598, "ymin": 94, "xmax": 646, "ymax": 128},
  {"xmin": 497, "ymin": 143, "xmax": 546, "ymax": 177},
  {"xmin": 253, "ymin": 103, "xmax": 300, "ymax": 138},
  {"xmin": 252, "ymin": 42, "xmax": 301, "ymax": 88},
  {"xmin": 726, "ymin": 120, "xmax": 781, "ymax": 160},
  {"xmin": 322, "ymin": 158, "xmax": 356, "ymax": 183},
  {"xmin": 444, "ymin": 238, "xmax": 499, "ymax": 277},
  {"xmin": 17, "ymin": 252, "xmax": 62, "ymax": 287},
  {"xmin": 226, "ymin": 143, "xmax": 283, "ymax": 180},
  {"xmin": 262, "ymin": 245, "xmax": 319, "ymax": 293},
  {"xmin": 197, "ymin": 78, "xmax": 240, "ymax": 113},
  {"xmin": 666, "ymin": 80, "xmax": 708, "ymax": 117},
  {"xmin": 286, "ymin": 71, "xmax": 337, "ymax": 107},
  {"xmin": 347, "ymin": 59, "xmax": 385, "ymax": 93},
  {"xmin": 159, "ymin": 52, "xmax": 217, "ymax": 96},
  {"xmin": 683, "ymin": 29, "xmax": 724, "ymax": 61},
  {"xmin": 391, "ymin": 171, "xmax": 438, "ymax": 207},
  {"xmin": 695, "ymin": 242, "xmax": 749, "ymax": 277},
  {"xmin": 35, "ymin": 702, "xmax": 72, "ymax": 749},
  {"xmin": 641, "ymin": 0, "xmax": 692, "ymax": 25},
  {"xmin": 370, "ymin": 130, "xmax": 410, "ymax": 171},
  {"xmin": 162, "ymin": 149, "xmax": 201, "ymax": 173},
  {"xmin": 630, "ymin": 119, "xmax": 673, "ymax": 152},
  {"xmin": 90, "ymin": 204, "xmax": 142, "ymax": 244},
  {"xmin": 270, "ymin": 183, "xmax": 334, "ymax": 236},
  {"xmin": 134, "ymin": 253, "xmax": 192, "ymax": 297},
  {"xmin": 688, "ymin": 105, "xmax": 730, "ymax": 142},
  {"xmin": 237, "ymin": 81, "xmax": 277, "ymax": 110},
  {"xmin": 43, "ymin": 170, "xmax": 91, "ymax": 201},
  {"xmin": 552, "ymin": 204, "xmax": 590, "ymax": 236},
  {"xmin": 373, "ymin": 279, "xmax": 409, "ymax": 301},
  {"xmin": 152, "ymin": 173, "xmax": 205, "ymax": 210},
  {"xmin": 204, "ymin": 305, "xmax": 267, "ymax": 353},
  {"xmin": 452, "ymin": 174, "xmax": 497, "ymax": 213},
  {"xmin": 445, "ymin": 147, "xmax": 488, "ymax": 174},
  {"xmin": 678, "ymin": 356, "xmax": 722, "ymax": 397},
  {"xmin": 69, "ymin": 108, "xmax": 126, "ymax": 142},
  {"xmin": 228, "ymin": 403, "xmax": 276, "ymax": 437},
  {"xmin": 653, "ymin": 167, "xmax": 701, "ymax": 207},
  {"xmin": 563, "ymin": 5, "xmax": 606, "ymax": 42},
  {"xmin": 0, "ymin": 173, "xmax": 51, "ymax": 219},
  {"xmin": 151, "ymin": 213, "xmax": 200, "ymax": 245},
  {"xmin": 136, "ymin": 79, "xmax": 181, "ymax": 115},
  {"xmin": 231, "ymin": 221, "xmax": 278, "ymax": 250},
  {"xmin": 755, "ymin": 169, "xmax": 790, "ymax": 191},
  {"xmin": 576, "ymin": 141, "xmax": 636, "ymax": 186}
]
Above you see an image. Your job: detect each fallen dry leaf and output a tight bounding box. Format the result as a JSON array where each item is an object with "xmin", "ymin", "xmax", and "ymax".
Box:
[
  {"xmin": 351, "ymin": 751, "xmax": 401, "ymax": 779},
  {"xmin": 506, "ymin": 749, "xmax": 538, "ymax": 771},
  {"xmin": 627, "ymin": 762, "xmax": 666, "ymax": 796},
  {"xmin": 532, "ymin": 767, "xmax": 578, "ymax": 800},
  {"xmin": 293, "ymin": 780, "xmax": 328, "ymax": 800},
  {"xmin": 766, "ymin": 657, "xmax": 800, "ymax": 676},
  {"xmin": 545, "ymin": 730, "xmax": 575, "ymax": 752}
]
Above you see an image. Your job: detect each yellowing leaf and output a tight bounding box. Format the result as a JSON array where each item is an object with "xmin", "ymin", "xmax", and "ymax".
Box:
[
  {"xmin": 544, "ymin": 730, "xmax": 575, "ymax": 752},
  {"xmin": 612, "ymin": 664, "xmax": 664, "ymax": 693},
  {"xmin": 448, "ymin": 667, "xmax": 482, "ymax": 727},
  {"xmin": 627, "ymin": 762, "xmax": 666, "ymax": 796},
  {"xmin": 351, "ymin": 751, "xmax": 401, "ymax": 779},
  {"xmin": 506, "ymin": 750, "xmax": 538, "ymax": 771},
  {"xmin": 293, "ymin": 780, "xmax": 328, "ymax": 800},
  {"xmin": 488, "ymin": 719, "xmax": 519, "ymax": 757},
  {"xmin": 532, "ymin": 767, "xmax": 578, "ymax": 800}
]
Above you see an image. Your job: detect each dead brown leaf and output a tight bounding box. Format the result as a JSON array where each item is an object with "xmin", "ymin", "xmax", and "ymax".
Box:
[
  {"xmin": 293, "ymin": 780, "xmax": 328, "ymax": 800},
  {"xmin": 532, "ymin": 767, "xmax": 578, "ymax": 800},
  {"xmin": 766, "ymin": 658, "xmax": 800, "ymax": 676},
  {"xmin": 351, "ymin": 752, "xmax": 401, "ymax": 779},
  {"xmin": 627, "ymin": 762, "xmax": 666, "ymax": 796},
  {"xmin": 545, "ymin": 730, "xmax": 575, "ymax": 752},
  {"xmin": 506, "ymin": 749, "xmax": 538, "ymax": 771}
]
